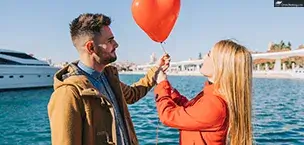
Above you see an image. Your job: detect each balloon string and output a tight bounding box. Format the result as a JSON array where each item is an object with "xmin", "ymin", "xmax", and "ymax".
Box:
[
  {"xmin": 156, "ymin": 42, "xmax": 167, "ymax": 145},
  {"xmin": 160, "ymin": 42, "xmax": 167, "ymax": 54}
]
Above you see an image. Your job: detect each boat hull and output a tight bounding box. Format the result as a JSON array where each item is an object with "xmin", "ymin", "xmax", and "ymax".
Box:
[{"xmin": 0, "ymin": 65, "xmax": 59, "ymax": 90}]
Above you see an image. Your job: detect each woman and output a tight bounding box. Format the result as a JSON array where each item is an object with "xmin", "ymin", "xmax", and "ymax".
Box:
[{"xmin": 154, "ymin": 40, "xmax": 253, "ymax": 145}]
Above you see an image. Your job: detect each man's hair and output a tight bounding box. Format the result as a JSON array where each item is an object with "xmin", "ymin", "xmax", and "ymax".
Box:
[{"xmin": 69, "ymin": 13, "xmax": 111, "ymax": 47}]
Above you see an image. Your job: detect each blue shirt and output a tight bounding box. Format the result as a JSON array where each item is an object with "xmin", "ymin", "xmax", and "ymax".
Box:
[{"xmin": 77, "ymin": 61, "xmax": 129, "ymax": 145}]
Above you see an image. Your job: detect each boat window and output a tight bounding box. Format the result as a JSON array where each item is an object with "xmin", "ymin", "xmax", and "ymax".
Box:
[
  {"xmin": 47, "ymin": 75, "xmax": 51, "ymax": 77},
  {"xmin": 0, "ymin": 76, "xmax": 3, "ymax": 78},
  {"xmin": 20, "ymin": 75, "xmax": 24, "ymax": 78},
  {"xmin": 0, "ymin": 58, "xmax": 20, "ymax": 65},
  {"xmin": 9, "ymin": 75, "xmax": 13, "ymax": 78},
  {"xmin": 0, "ymin": 52, "xmax": 37, "ymax": 60},
  {"xmin": 38, "ymin": 75, "xmax": 41, "ymax": 77}
]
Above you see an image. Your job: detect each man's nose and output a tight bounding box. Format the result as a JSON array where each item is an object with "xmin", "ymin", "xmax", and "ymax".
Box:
[{"xmin": 113, "ymin": 40, "xmax": 119, "ymax": 48}]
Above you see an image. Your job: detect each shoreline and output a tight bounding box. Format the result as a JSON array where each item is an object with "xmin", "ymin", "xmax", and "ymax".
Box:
[{"xmin": 119, "ymin": 71, "xmax": 304, "ymax": 80}]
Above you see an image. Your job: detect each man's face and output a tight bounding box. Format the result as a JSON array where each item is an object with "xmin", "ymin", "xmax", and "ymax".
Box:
[{"xmin": 92, "ymin": 26, "xmax": 119, "ymax": 65}]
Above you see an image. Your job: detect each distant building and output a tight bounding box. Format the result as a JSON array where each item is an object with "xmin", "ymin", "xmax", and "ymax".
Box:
[
  {"xmin": 268, "ymin": 42, "xmax": 274, "ymax": 51},
  {"xmin": 149, "ymin": 53, "xmax": 157, "ymax": 64},
  {"xmin": 41, "ymin": 58, "xmax": 52, "ymax": 65},
  {"xmin": 53, "ymin": 62, "xmax": 68, "ymax": 68}
]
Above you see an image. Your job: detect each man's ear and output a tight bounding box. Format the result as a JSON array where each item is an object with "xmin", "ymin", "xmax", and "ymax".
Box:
[{"xmin": 85, "ymin": 41, "xmax": 94, "ymax": 54}]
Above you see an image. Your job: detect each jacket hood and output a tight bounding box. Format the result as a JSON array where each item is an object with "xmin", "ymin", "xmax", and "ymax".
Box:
[{"xmin": 53, "ymin": 61, "xmax": 101, "ymax": 97}]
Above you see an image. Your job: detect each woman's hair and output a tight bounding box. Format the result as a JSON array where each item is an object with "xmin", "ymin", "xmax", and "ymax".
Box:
[{"xmin": 212, "ymin": 39, "xmax": 253, "ymax": 145}]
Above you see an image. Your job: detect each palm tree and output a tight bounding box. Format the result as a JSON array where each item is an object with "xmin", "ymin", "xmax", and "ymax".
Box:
[
  {"xmin": 269, "ymin": 40, "xmax": 293, "ymax": 51},
  {"xmin": 287, "ymin": 42, "xmax": 292, "ymax": 50},
  {"xmin": 279, "ymin": 40, "xmax": 285, "ymax": 50}
]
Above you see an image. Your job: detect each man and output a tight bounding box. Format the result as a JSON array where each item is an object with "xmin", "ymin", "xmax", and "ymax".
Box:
[{"xmin": 47, "ymin": 13, "xmax": 170, "ymax": 145}]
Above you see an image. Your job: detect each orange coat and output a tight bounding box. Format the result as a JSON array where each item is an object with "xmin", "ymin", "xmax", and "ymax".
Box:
[{"xmin": 154, "ymin": 80, "xmax": 228, "ymax": 145}]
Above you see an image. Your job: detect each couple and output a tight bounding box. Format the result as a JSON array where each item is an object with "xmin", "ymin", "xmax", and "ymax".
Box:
[{"xmin": 48, "ymin": 13, "xmax": 253, "ymax": 145}]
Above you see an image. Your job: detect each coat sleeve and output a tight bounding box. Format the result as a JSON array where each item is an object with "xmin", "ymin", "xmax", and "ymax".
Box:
[
  {"xmin": 47, "ymin": 85, "xmax": 83, "ymax": 145},
  {"xmin": 154, "ymin": 80, "xmax": 225, "ymax": 131},
  {"xmin": 170, "ymin": 88, "xmax": 189, "ymax": 106},
  {"xmin": 153, "ymin": 80, "xmax": 189, "ymax": 106},
  {"xmin": 120, "ymin": 66, "xmax": 159, "ymax": 104}
]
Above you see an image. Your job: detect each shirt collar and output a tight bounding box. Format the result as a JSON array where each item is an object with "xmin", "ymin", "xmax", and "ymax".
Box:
[{"xmin": 78, "ymin": 61, "xmax": 102, "ymax": 80}]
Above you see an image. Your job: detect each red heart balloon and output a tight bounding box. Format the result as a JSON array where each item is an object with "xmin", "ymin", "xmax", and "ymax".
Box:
[{"xmin": 131, "ymin": 0, "xmax": 181, "ymax": 43}]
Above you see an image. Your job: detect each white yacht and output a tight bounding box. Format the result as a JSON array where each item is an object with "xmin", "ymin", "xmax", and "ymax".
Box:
[{"xmin": 0, "ymin": 49, "xmax": 59, "ymax": 90}]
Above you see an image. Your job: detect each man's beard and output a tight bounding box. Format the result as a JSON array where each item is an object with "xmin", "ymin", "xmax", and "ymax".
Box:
[
  {"xmin": 106, "ymin": 56, "xmax": 117, "ymax": 64},
  {"xmin": 94, "ymin": 50, "xmax": 117, "ymax": 65},
  {"xmin": 100, "ymin": 55, "xmax": 117, "ymax": 65}
]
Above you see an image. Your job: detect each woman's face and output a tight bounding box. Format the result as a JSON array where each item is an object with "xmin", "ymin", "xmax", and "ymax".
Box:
[{"xmin": 200, "ymin": 50, "xmax": 214, "ymax": 80}]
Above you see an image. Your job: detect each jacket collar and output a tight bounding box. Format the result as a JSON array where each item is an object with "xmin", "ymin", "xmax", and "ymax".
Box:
[{"xmin": 53, "ymin": 61, "xmax": 116, "ymax": 98}]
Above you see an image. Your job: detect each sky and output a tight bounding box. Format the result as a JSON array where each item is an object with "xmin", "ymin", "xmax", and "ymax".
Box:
[{"xmin": 0, "ymin": 0, "xmax": 303, "ymax": 64}]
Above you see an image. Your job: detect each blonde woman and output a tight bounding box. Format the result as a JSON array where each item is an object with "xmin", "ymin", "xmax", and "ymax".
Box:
[{"xmin": 154, "ymin": 40, "xmax": 253, "ymax": 145}]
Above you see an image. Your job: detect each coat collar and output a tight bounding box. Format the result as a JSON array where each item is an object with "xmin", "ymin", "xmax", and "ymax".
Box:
[
  {"xmin": 53, "ymin": 61, "xmax": 119, "ymax": 98},
  {"xmin": 203, "ymin": 81, "xmax": 227, "ymax": 102},
  {"xmin": 203, "ymin": 81, "xmax": 214, "ymax": 95}
]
